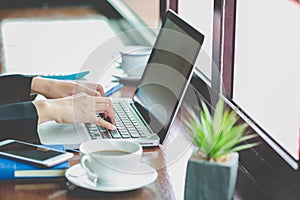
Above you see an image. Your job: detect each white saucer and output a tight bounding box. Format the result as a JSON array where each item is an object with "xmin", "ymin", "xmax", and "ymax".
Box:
[{"xmin": 65, "ymin": 163, "xmax": 157, "ymax": 192}]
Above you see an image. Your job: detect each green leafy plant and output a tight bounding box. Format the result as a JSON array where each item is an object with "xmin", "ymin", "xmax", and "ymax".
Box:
[{"xmin": 184, "ymin": 98, "xmax": 259, "ymax": 162}]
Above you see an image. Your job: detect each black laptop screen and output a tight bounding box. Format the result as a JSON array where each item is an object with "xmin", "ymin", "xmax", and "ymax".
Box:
[{"xmin": 133, "ymin": 10, "xmax": 205, "ymax": 142}]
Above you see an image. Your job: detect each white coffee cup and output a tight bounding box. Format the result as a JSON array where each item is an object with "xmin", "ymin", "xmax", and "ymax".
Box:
[
  {"xmin": 79, "ymin": 140, "xmax": 142, "ymax": 185},
  {"xmin": 116, "ymin": 45, "xmax": 152, "ymax": 78}
]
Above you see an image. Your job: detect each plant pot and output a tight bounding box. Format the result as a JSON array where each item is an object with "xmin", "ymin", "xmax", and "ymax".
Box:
[{"xmin": 184, "ymin": 152, "xmax": 239, "ymax": 200}]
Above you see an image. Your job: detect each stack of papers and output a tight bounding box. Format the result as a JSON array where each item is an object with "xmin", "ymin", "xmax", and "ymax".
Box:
[
  {"xmin": 1, "ymin": 17, "xmax": 117, "ymax": 75},
  {"xmin": 1, "ymin": 17, "xmax": 128, "ymax": 95}
]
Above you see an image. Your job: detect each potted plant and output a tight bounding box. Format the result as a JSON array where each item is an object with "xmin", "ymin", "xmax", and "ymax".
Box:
[{"xmin": 183, "ymin": 98, "xmax": 258, "ymax": 200}]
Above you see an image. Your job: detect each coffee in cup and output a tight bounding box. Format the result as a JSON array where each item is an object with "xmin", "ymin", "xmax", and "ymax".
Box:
[{"xmin": 80, "ymin": 140, "xmax": 142, "ymax": 185}]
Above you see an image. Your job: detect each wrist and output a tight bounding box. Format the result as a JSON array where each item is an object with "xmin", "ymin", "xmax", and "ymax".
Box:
[
  {"xmin": 31, "ymin": 76, "xmax": 51, "ymax": 96},
  {"xmin": 33, "ymin": 100, "xmax": 55, "ymax": 124}
]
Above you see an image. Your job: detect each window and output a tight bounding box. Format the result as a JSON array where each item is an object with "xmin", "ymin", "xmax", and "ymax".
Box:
[{"xmin": 178, "ymin": 0, "xmax": 214, "ymax": 81}]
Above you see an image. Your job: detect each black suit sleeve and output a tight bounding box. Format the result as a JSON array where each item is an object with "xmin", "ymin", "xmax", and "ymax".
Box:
[
  {"xmin": 0, "ymin": 75, "xmax": 40, "ymax": 143},
  {"xmin": 0, "ymin": 74, "xmax": 36, "ymax": 105},
  {"xmin": 0, "ymin": 102, "xmax": 40, "ymax": 143}
]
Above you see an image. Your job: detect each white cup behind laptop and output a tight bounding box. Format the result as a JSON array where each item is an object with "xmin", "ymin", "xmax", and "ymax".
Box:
[
  {"xmin": 115, "ymin": 45, "xmax": 151, "ymax": 78},
  {"xmin": 80, "ymin": 140, "xmax": 142, "ymax": 185}
]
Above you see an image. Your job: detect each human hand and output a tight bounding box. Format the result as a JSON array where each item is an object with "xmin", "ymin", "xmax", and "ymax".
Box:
[
  {"xmin": 33, "ymin": 93, "xmax": 116, "ymax": 130},
  {"xmin": 31, "ymin": 76, "xmax": 105, "ymax": 98}
]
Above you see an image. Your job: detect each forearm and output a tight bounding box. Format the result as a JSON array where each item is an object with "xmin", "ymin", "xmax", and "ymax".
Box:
[
  {"xmin": 31, "ymin": 76, "xmax": 74, "ymax": 99},
  {"xmin": 31, "ymin": 77, "xmax": 103, "ymax": 99},
  {"xmin": 31, "ymin": 76, "xmax": 63, "ymax": 98},
  {"xmin": 0, "ymin": 75, "xmax": 36, "ymax": 105},
  {"xmin": 0, "ymin": 102, "xmax": 40, "ymax": 143},
  {"xmin": 32, "ymin": 99, "xmax": 62, "ymax": 124}
]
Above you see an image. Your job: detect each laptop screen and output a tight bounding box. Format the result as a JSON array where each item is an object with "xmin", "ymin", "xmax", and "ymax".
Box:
[{"xmin": 133, "ymin": 10, "xmax": 205, "ymax": 142}]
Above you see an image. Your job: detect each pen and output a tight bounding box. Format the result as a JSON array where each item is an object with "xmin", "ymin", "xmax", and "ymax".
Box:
[
  {"xmin": 65, "ymin": 148, "xmax": 81, "ymax": 153},
  {"xmin": 105, "ymin": 84, "xmax": 124, "ymax": 97}
]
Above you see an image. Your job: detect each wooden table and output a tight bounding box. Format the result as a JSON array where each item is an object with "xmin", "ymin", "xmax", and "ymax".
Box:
[{"xmin": 0, "ymin": 86, "xmax": 195, "ymax": 200}]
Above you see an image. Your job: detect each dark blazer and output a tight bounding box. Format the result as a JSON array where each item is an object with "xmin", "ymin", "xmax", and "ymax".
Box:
[{"xmin": 0, "ymin": 75, "xmax": 40, "ymax": 143}]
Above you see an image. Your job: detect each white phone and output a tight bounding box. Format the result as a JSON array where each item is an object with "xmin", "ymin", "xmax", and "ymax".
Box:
[{"xmin": 0, "ymin": 139, "xmax": 74, "ymax": 167}]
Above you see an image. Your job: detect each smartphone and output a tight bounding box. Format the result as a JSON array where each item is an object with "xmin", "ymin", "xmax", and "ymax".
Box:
[{"xmin": 0, "ymin": 139, "xmax": 74, "ymax": 167}]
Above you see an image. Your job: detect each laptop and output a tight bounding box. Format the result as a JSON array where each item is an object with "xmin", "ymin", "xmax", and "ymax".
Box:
[{"xmin": 38, "ymin": 10, "xmax": 205, "ymax": 149}]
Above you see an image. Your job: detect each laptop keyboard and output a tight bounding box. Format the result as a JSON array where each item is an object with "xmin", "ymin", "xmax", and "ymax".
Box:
[{"xmin": 85, "ymin": 102, "xmax": 147, "ymax": 140}]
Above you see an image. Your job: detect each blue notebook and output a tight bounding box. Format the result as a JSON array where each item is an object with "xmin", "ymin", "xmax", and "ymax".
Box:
[{"xmin": 0, "ymin": 145, "xmax": 69, "ymax": 180}]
